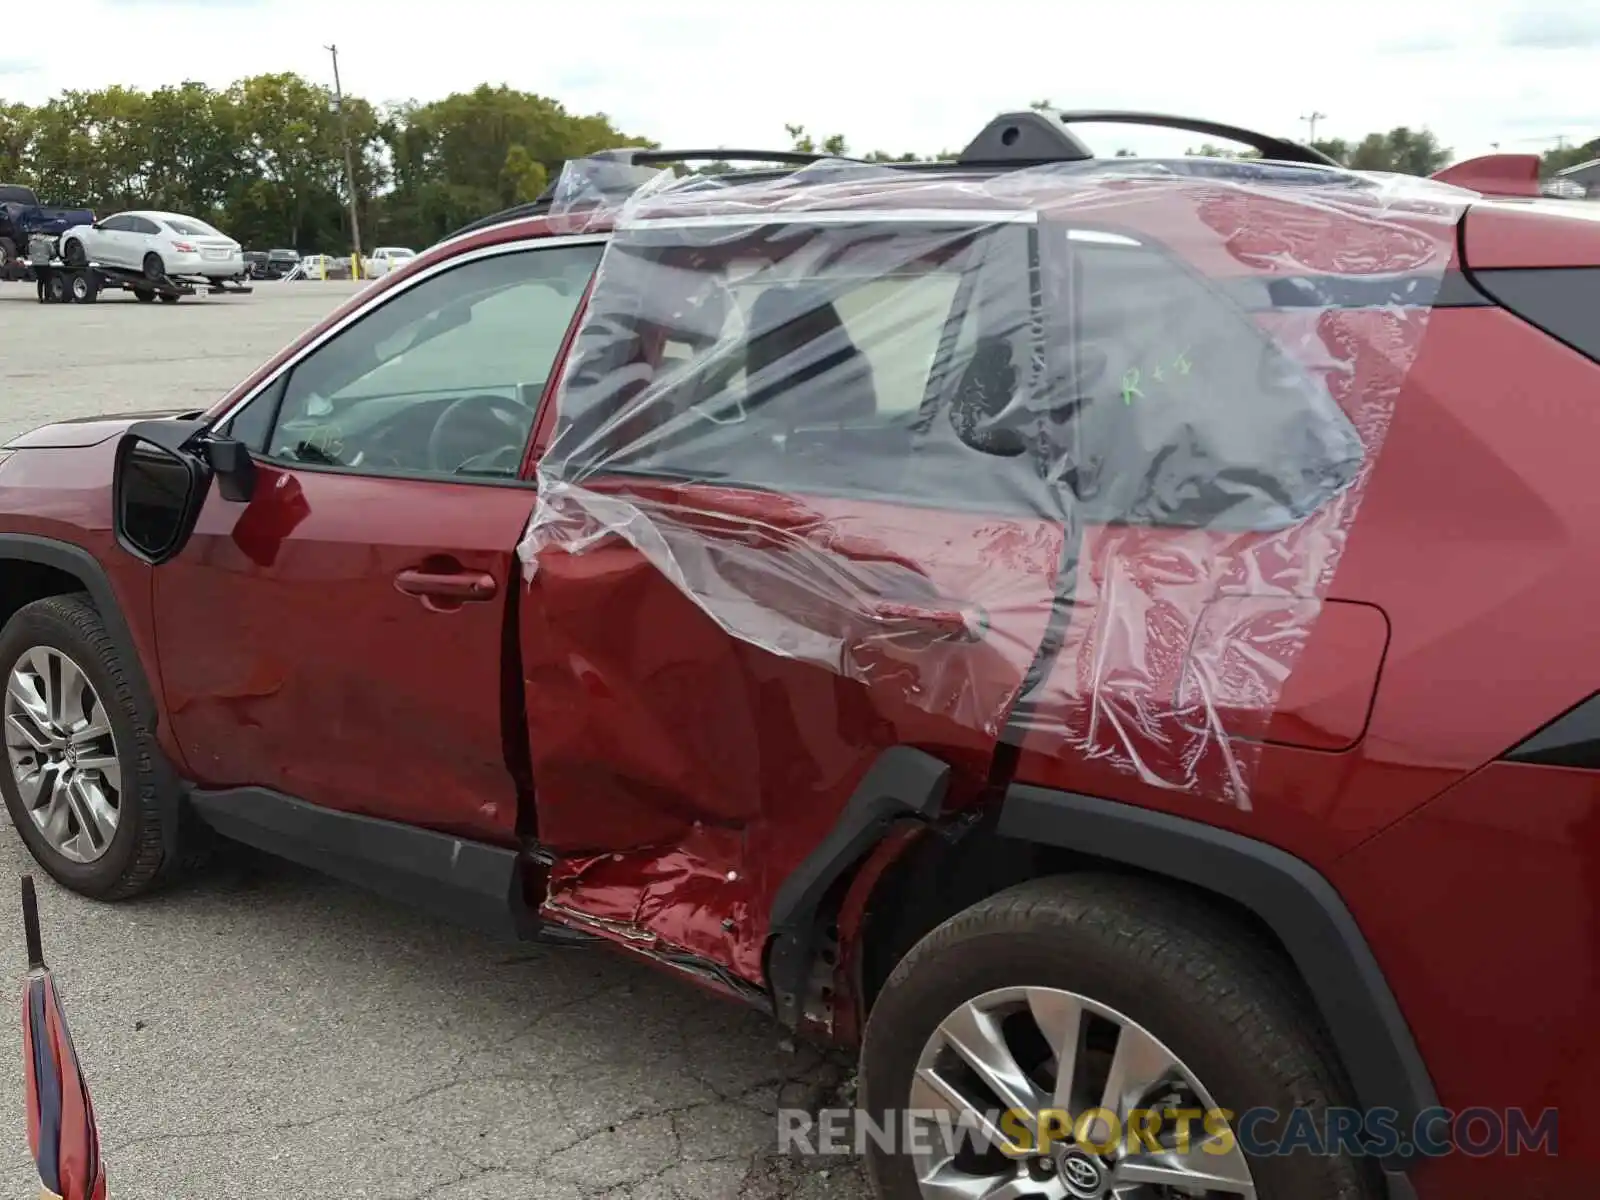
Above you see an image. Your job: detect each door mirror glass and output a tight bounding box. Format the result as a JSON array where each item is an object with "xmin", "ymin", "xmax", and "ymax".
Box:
[{"xmin": 112, "ymin": 434, "xmax": 209, "ymax": 564}]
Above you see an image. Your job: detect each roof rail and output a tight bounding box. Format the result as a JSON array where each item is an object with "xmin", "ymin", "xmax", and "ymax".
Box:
[
  {"xmin": 958, "ymin": 109, "xmax": 1338, "ymax": 168},
  {"xmin": 441, "ymin": 111, "xmax": 1338, "ymax": 243},
  {"xmin": 588, "ymin": 147, "xmax": 860, "ymax": 168},
  {"xmin": 443, "ymin": 199, "xmax": 553, "ymax": 241}
]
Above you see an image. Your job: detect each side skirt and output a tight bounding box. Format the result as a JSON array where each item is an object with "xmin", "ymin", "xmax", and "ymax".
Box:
[{"xmin": 185, "ymin": 786, "xmax": 560, "ymax": 942}]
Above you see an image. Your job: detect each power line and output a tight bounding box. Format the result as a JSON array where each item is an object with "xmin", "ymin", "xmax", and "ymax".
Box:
[
  {"xmin": 324, "ymin": 44, "xmax": 365, "ymax": 280},
  {"xmin": 1300, "ymin": 111, "xmax": 1327, "ymax": 143}
]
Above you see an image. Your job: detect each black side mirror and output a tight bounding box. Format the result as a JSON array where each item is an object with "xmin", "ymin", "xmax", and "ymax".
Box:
[{"xmin": 113, "ymin": 419, "xmax": 212, "ymax": 565}]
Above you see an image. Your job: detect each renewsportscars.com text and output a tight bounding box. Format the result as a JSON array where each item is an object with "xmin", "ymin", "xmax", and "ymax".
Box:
[{"xmin": 778, "ymin": 1105, "xmax": 1559, "ymax": 1159}]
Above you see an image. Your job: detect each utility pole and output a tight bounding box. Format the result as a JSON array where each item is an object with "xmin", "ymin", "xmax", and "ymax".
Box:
[
  {"xmin": 1300, "ymin": 111, "xmax": 1327, "ymax": 143},
  {"xmin": 325, "ymin": 43, "xmax": 364, "ymax": 279}
]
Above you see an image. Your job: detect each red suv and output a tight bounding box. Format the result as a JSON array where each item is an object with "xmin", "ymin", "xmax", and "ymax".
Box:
[{"xmin": 2, "ymin": 110, "xmax": 1597, "ymax": 1200}]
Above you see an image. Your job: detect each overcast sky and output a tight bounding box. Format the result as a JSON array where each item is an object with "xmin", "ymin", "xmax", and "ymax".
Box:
[{"xmin": 2, "ymin": 0, "xmax": 1597, "ymax": 161}]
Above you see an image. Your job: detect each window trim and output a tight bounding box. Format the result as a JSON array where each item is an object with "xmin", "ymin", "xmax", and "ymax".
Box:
[{"xmin": 209, "ymin": 232, "xmax": 611, "ymax": 447}]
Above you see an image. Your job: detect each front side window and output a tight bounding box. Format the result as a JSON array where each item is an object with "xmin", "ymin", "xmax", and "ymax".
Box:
[{"xmin": 248, "ymin": 241, "xmax": 602, "ymax": 480}]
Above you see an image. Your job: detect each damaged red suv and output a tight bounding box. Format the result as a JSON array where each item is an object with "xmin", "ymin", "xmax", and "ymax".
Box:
[{"xmin": 2, "ymin": 110, "xmax": 1598, "ymax": 1200}]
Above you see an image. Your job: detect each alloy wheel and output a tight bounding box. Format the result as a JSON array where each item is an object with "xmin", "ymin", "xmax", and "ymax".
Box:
[
  {"xmin": 909, "ymin": 986, "xmax": 1257, "ymax": 1199},
  {"xmin": 4, "ymin": 647, "xmax": 122, "ymax": 863}
]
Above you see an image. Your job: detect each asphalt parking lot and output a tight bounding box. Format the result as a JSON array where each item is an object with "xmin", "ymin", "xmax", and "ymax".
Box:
[{"xmin": 0, "ymin": 279, "xmax": 866, "ymax": 1198}]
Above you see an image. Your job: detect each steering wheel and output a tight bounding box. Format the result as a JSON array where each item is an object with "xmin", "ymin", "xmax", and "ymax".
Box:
[{"xmin": 426, "ymin": 393, "xmax": 534, "ymax": 474}]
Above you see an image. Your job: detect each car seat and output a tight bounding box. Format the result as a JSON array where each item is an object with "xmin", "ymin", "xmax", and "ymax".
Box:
[{"xmin": 743, "ymin": 285, "xmax": 878, "ymax": 425}]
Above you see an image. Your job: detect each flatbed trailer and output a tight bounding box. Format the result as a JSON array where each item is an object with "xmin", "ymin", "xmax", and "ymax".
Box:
[{"xmin": 25, "ymin": 234, "xmax": 252, "ymax": 304}]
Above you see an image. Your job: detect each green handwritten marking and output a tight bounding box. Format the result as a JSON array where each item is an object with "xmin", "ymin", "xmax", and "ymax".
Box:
[
  {"xmin": 1174, "ymin": 350, "xmax": 1192, "ymax": 376},
  {"xmin": 1151, "ymin": 364, "xmax": 1166, "ymax": 383},
  {"xmin": 1120, "ymin": 368, "xmax": 1143, "ymax": 407}
]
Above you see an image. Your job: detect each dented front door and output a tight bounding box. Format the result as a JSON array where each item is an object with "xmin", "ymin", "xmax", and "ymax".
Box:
[{"xmin": 518, "ymin": 212, "xmax": 1066, "ymax": 985}]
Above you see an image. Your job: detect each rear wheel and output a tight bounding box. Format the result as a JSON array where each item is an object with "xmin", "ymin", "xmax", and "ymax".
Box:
[
  {"xmin": 0, "ymin": 595, "xmax": 188, "ymax": 900},
  {"xmin": 133, "ymin": 288, "xmax": 155, "ymax": 303},
  {"xmin": 69, "ymin": 273, "xmax": 96, "ymax": 303},
  {"xmin": 43, "ymin": 272, "xmax": 67, "ymax": 304},
  {"xmin": 158, "ymin": 292, "xmax": 180, "ymax": 304},
  {"xmin": 860, "ymin": 875, "xmax": 1379, "ymax": 1200},
  {"xmin": 142, "ymin": 251, "xmax": 164, "ymax": 281},
  {"xmin": 0, "ymin": 236, "xmax": 14, "ymax": 269}
]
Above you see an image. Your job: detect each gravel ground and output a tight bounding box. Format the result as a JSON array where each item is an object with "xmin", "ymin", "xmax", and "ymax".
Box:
[{"xmin": 0, "ymin": 278, "xmax": 869, "ymax": 1198}]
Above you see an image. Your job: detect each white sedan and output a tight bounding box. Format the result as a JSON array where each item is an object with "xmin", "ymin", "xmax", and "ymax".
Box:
[{"xmin": 59, "ymin": 210, "xmax": 245, "ymax": 282}]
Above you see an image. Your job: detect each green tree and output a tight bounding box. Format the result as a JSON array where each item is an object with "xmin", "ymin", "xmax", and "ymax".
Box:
[
  {"xmin": 785, "ymin": 123, "xmax": 950, "ymax": 162},
  {"xmin": 1186, "ymin": 142, "xmax": 1261, "ymax": 160},
  {"xmin": 377, "ymin": 85, "xmax": 648, "ymax": 247},
  {"xmin": 0, "ymin": 74, "xmax": 652, "ymax": 251},
  {"xmin": 0, "ymin": 101, "xmax": 32, "ymax": 180},
  {"xmin": 1346, "ymin": 127, "xmax": 1452, "ymax": 175},
  {"xmin": 786, "ymin": 124, "xmax": 849, "ymax": 157},
  {"xmin": 1540, "ymin": 138, "xmax": 1600, "ymax": 178}
]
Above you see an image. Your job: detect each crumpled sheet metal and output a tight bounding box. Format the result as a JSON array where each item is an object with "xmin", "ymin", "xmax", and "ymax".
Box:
[{"xmin": 520, "ymin": 156, "xmax": 1465, "ymax": 807}]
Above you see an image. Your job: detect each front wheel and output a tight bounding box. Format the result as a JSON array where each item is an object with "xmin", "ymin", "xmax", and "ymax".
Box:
[
  {"xmin": 860, "ymin": 875, "xmax": 1380, "ymax": 1200},
  {"xmin": 0, "ymin": 595, "xmax": 180, "ymax": 899},
  {"xmin": 62, "ymin": 239, "xmax": 86, "ymax": 268}
]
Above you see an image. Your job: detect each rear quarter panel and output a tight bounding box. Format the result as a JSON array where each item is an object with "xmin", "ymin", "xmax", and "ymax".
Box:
[{"xmin": 1013, "ymin": 304, "xmax": 1600, "ymax": 869}]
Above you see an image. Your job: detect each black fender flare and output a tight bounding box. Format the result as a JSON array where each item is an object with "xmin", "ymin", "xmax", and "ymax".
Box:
[
  {"xmin": 0, "ymin": 533, "xmax": 185, "ymax": 863},
  {"xmin": 998, "ymin": 784, "xmax": 1439, "ymax": 1139},
  {"xmin": 764, "ymin": 747, "xmax": 952, "ymax": 1029}
]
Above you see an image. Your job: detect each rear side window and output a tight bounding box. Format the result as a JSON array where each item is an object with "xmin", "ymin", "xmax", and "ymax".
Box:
[
  {"xmin": 1472, "ymin": 268, "xmax": 1600, "ymax": 364},
  {"xmin": 1059, "ymin": 236, "xmax": 1365, "ymax": 529}
]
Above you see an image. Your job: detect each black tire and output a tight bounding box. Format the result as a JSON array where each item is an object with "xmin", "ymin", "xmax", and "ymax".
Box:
[
  {"xmin": 142, "ymin": 252, "xmax": 164, "ymax": 281},
  {"xmin": 0, "ymin": 236, "xmax": 14, "ymax": 268},
  {"xmin": 0, "ymin": 595, "xmax": 187, "ymax": 900},
  {"xmin": 69, "ymin": 273, "xmax": 94, "ymax": 303},
  {"xmin": 133, "ymin": 288, "xmax": 155, "ymax": 303},
  {"xmin": 158, "ymin": 293, "xmax": 180, "ymax": 304},
  {"xmin": 860, "ymin": 875, "xmax": 1378, "ymax": 1200},
  {"xmin": 62, "ymin": 238, "xmax": 86, "ymax": 268},
  {"xmin": 44, "ymin": 273, "xmax": 67, "ymax": 304}
]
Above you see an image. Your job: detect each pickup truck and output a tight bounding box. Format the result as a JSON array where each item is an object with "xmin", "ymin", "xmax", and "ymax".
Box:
[{"xmin": 0, "ymin": 185, "xmax": 96, "ymax": 271}]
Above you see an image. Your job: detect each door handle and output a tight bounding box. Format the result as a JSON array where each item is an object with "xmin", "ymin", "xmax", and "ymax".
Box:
[
  {"xmin": 394, "ymin": 568, "xmax": 499, "ymax": 602},
  {"xmin": 870, "ymin": 601, "xmax": 987, "ymax": 642}
]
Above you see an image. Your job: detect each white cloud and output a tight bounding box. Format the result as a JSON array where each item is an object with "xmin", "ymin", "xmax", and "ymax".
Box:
[{"xmin": 8, "ymin": 0, "xmax": 1595, "ymax": 160}]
